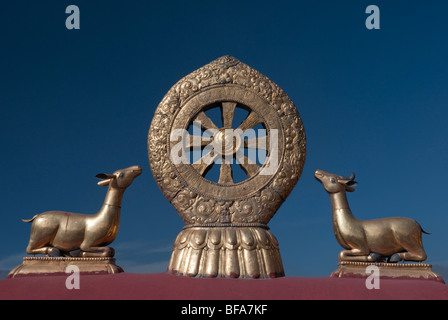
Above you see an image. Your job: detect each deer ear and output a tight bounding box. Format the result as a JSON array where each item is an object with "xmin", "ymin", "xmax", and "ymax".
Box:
[
  {"xmin": 345, "ymin": 185, "xmax": 355, "ymax": 192},
  {"xmin": 96, "ymin": 173, "xmax": 115, "ymax": 186},
  {"xmin": 96, "ymin": 173, "xmax": 115, "ymax": 179},
  {"xmin": 346, "ymin": 180, "xmax": 358, "ymax": 187},
  {"xmin": 96, "ymin": 173, "xmax": 109, "ymax": 179},
  {"xmin": 337, "ymin": 178, "xmax": 358, "ymax": 192}
]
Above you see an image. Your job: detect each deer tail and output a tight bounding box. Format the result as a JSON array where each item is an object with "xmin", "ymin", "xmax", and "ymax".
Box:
[
  {"xmin": 22, "ymin": 214, "xmax": 39, "ymax": 223},
  {"xmin": 420, "ymin": 225, "xmax": 431, "ymax": 235}
]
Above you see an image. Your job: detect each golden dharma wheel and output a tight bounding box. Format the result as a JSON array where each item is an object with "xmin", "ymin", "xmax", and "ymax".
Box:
[{"xmin": 148, "ymin": 55, "xmax": 306, "ymax": 278}]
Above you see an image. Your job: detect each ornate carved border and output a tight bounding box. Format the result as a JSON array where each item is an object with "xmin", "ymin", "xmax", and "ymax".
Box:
[{"xmin": 148, "ymin": 55, "xmax": 306, "ymax": 225}]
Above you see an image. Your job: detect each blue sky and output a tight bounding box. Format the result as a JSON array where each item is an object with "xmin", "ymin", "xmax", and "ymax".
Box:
[{"xmin": 1, "ymin": 1, "xmax": 448, "ymax": 277}]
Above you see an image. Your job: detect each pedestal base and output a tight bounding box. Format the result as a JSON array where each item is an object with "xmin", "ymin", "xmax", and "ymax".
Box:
[
  {"xmin": 331, "ymin": 261, "xmax": 444, "ymax": 283},
  {"xmin": 8, "ymin": 257, "xmax": 124, "ymax": 278},
  {"xmin": 168, "ymin": 225, "xmax": 284, "ymax": 279}
]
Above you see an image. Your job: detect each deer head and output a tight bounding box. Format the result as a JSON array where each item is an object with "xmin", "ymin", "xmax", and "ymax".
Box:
[
  {"xmin": 96, "ymin": 165, "xmax": 142, "ymax": 189},
  {"xmin": 314, "ymin": 169, "xmax": 358, "ymax": 193}
]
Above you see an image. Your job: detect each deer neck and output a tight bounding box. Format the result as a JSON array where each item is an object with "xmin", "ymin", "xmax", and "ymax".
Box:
[
  {"xmin": 329, "ymin": 191, "xmax": 351, "ymax": 211},
  {"xmin": 92, "ymin": 187, "xmax": 124, "ymax": 244},
  {"xmin": 328, "ymin": 191, "xmax": 357, "ymax": 249},
  {"xmin": 97, "ymin": 187, "xmax": 124, "ymax": 216}
]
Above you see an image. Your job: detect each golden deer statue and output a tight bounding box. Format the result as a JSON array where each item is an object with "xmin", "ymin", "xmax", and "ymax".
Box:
[
  {"xmin": 314, "ymin": 169, "xmax": 428, "ymax": 263},
  {"xmin": 22, "ymin": 165, "xmax": 142, "ymax": 257}
]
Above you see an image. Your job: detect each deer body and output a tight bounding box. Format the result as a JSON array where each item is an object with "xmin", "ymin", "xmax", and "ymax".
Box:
[
  {"xmin": 23, "ymin": 165, "xmax": 142, "ymax": 257},
  {"xmin": 315, "ymin": 169, "xmax": 427, "ymax": 262}
]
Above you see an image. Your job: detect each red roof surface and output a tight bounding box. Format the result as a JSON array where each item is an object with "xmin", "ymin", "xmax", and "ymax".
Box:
[{"xmin": 1, "ymin": 272, "xmax": 448, "ymax": 300}]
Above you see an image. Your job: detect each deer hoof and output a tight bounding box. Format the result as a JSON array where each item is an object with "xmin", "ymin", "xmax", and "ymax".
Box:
[
  {"xmin": 48, "ymin": 247, "xmax": 62, "ymax": 257},
  {"xmin": 104, "ymin": 247, "xmax": 115, "ymax": 257},
  {"xmin": 369, "ymin": 252, "xmax": 385, "ymax": 262},
  {"xmin": 389, "ymin": 253, "xmax": 403, "ymax": 263},
  {"xmin": 68, "ymin": 249, "xmax": 82, "ymax": 257}
]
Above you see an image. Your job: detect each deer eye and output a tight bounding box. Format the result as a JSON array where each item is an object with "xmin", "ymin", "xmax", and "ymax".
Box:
[
  {"xmin": 119, "ymin": 173, "xmax": 124, "ymax": 178},
  {"xmin": 330, "ymin": 178, "xmax": 336, "ymax": 183}
]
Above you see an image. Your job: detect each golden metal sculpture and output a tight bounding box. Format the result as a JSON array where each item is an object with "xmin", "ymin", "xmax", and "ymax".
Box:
[
  {"xmin": 23, "ymin": 165, "xmax": 142, "ymax": 257},
  {"xmin": 148, "ymin": 55, "xmax": 306, "ymax": 278},
  {"xmin": 314, "ymin": 169, "xmax": 428, "ymax": 262}
]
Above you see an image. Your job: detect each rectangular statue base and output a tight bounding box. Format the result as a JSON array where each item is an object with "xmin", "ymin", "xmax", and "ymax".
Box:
[
  {"xmin": 331, "ymin": 261, "xmax": 444, "ymax": 283},
  {"xmin": 8, "ymin": 257, "xmax": 124, "ymax": 278}
]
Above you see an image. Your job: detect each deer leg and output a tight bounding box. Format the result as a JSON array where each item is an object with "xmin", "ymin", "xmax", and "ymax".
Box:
[
  {"xmin": 80, "ymin": 244, "xmax": 115, "ymax": 257},
  {"xmin": 390, "ymin": 235, "xmax": 427, "ymax": 262},
  {"xmin": 26, "ymin": 246, "xmax": 62, "ymax": 257},
  {"xmin": 26, "ymin": 233, "xmax": 60, "ymax": 256},
  {"xmin": 389, "ymin": 249, "xmax": 427, "ymax": 263},
  {"xmin": 25, "ymin": 225, "xmax": 59, "ymax": 256},
  {"xmin": 338, "ymin": 248, "xmax": 373, "ymax": 262},
  {"xmin": 26, "ymin": 246, "xmax": 51, "ymax": 255},
  {"xmin": 66, "ymin": 249, "xmax": 82, "ymax": 257}
]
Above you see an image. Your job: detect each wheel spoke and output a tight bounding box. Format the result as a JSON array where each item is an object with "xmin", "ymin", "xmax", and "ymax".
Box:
[
  {"xmin": 221, "ymin": 102, "xmax": 237, "ymax": 129},
  {"xmin": 192, "ymin": 150, "xmax": 218, "ymax": 176},
  {"xmin": 237, "ymin": 111, "xmax": 263, "ymax": 133},
  {"xmin": 235, "ymin": 150, "xmax": 260, "ymax": 178},
  {"xmin": 189, "ymin": 104, "xmax": 266, "ymax": 183},
  {"xmin": 243, "ymin": 136, "xmax": 268, "ymax": 150},
  {"xmin": 185, "ymin": 134, "xmax": 213, "ymax": 149},
  {"xmin": 193, "ymin": 111, "xmax": 219, "ymax": 131},
  {"xmin": 218, "ymin": 162, "xmax": 234, "ymax": 184}
]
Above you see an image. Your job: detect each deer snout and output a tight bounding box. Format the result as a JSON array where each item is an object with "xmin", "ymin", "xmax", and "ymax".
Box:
[
  {"xmin": 314, "ymin": 169, "xmax": 324, "ymax": 181},
  {"xmin": 129, "ymin": 165, "xmax": 142, "ymax": 176}
]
